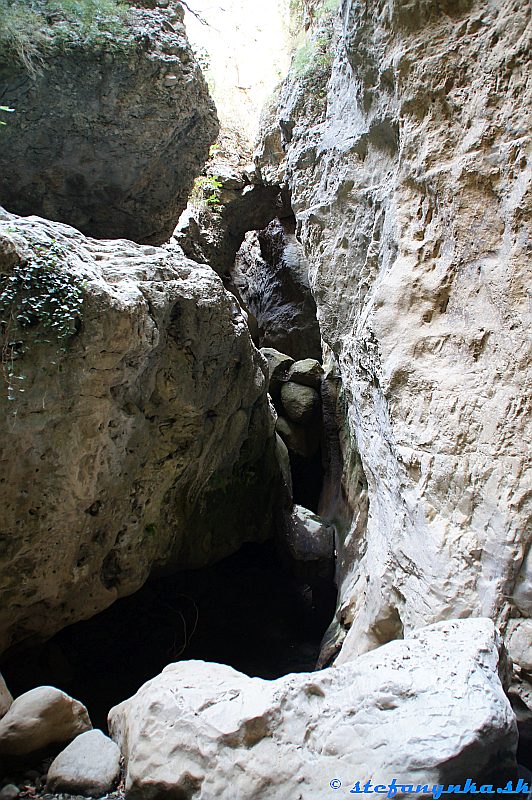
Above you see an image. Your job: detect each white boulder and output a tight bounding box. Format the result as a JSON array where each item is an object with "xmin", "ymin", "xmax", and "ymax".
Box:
[
  {"xmin": 0, "ymin": 686, "xmax": 91, "ymax": 758},
  {"xmin": 109, "ymin": 618, "xmax": 517, "ymax": 799},
  {"xmin": 47, "ymin": 729, "xmax": 121, "ymax": 797}
]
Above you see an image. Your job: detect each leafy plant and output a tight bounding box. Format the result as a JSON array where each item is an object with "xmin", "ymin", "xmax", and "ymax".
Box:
[
  {"xmin": 190, "ymin": 174, "xmax": 223, "ymax": 211},
  {"xmin": 0, "ymin": 241, "xmax": 84, "ymax": 399}
]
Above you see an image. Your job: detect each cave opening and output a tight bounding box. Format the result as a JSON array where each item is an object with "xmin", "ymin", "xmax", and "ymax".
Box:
[{"xmin": 1, "ymin": 540, "xmax": 337, "ymax": 731}]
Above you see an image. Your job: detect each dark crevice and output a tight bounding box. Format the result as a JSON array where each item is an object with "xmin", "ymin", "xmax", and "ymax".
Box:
[{"xmin": 1, "ymin": 541, "xmax": 336, "ymax": 731}]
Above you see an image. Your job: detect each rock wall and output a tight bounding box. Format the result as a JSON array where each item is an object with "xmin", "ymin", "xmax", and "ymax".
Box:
[
  {"xmin": 0, "ymin": 3, "xmax": 218, "ymax": 244},
  {"xmin": 0, "ymin": 209, "xmax": 280, "ymax": 654},
  {"xmin": 256, "ymin": 0, "xmax": 532, "ymax": 682}
]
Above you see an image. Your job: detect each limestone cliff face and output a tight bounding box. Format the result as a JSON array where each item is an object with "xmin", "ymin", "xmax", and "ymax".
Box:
[
  {"xmin": 257, "ymin": 0, "xmax": 531, "ymax": 674},
  {"xmin": 0, "ymin": 210, "xmax": 280, "ymax": 653},
  {"xmin": 0, "ymin": 3, "xmax": 218, "ymax": 244}
]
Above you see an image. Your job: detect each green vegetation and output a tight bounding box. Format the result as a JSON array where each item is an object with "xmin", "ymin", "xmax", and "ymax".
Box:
[
  {"xmin": 0, "ymin": 241, "xmax": 84, "ymax": 399},
  {"xmin": 289, "ymin": 0, "xmax": 341, "ymax": 83},
  {"xmin": 190, "ymin": 174, "xmax": 223, "ymax": 212},
  {"xmin": 0, "ymin": 0, "xmax": 130, "ymax": 72}
]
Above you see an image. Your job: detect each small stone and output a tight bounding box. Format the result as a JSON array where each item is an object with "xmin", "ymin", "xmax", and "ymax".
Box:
[
  {"xmin": 47, "ymin": 730, "xmax": 121, "ymax": 798},
  {"xmin": 0, "ymin": 785, "xmax": 19, "ymax": 800},
  {"xmin": 0, "ymin": 686, "xmax": 92, "ymax": 758},
  {"xmin": 280, "ymin": 381, "xmax": 320, "ymax": 424},
  {"xmin": 287, "ymin": 358, "xmax": 323, "ymax": 389}
]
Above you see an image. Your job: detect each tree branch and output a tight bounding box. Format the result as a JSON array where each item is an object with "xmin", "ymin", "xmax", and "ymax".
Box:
[{"xmin": 180, "ymin": 0, "xmax": 209, "ymax": 26}]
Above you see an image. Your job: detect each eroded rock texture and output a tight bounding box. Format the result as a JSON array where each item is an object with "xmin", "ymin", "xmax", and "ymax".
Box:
[
  {"xmin": 231, "ymin": 219, "xmax": 322, "ymax": 360},
  {"xmin": 257, "ymin": 0, "xmax": 532, "ymax": 678},
  {"xmin": 109, "ymin": 619, "xmax": 517, "ymax": 799},
  {"xmin": 0, "ymin": 210, "xmax": 280, "ymax": 653},
  {"xmin": 0, "ymin": 4, "xmax": 218, "ymax": 244}
]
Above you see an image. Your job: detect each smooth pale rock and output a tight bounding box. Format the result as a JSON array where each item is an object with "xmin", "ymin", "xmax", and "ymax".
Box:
[
  {"xmin": 0, "ymin": 673, "xmax": 12, "ymax": 719},
  {"xmin": 280, "ymin": 381, "xmax": 320, "ymax": 424},
  {"xmin": 287, "ymin": 358, "xmax": 323, "ymax": 389},
  {"xmin": 109, "ymin": 619, "xmax": 517, "ymax": 799},
  {"xmin": 276, "ymin": 416, "xmax": 320, "ymax": 458},
  {"xmin": 0, "ymin": 210, "xmax": 280, "ymax": 652},
  {"xmin": 256, "ymin": 0, "xmax": 532, "ymax": 686},
  {"xmin": 0, "ymin": 5, "xmax": 218, "ymax": 244},
  {"xmin": 0, "ymin": 687, "xmax": 91, "ymax": 757},
  {"xmin": 47, "ymin": 730, "xmax": 120, "ymax": 797}
]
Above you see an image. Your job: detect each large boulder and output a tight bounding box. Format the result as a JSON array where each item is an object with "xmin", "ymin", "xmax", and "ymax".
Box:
[
  {"xmin": 0, "ymin": 209, "xmax": 280, "ymax": 652},
  {"xmin": 256, "ymin": 0, "xmax": 532, "ymax": 678},
  {"xmin": 0, "ymin": 686, "xmax": 91, "ymax": 758},
  {"xmin": 280, "ymin": 381, "xmax": 320, "ymax": 424},
  {"xmin": 0, "ymin": 3, "xmax": 218, "ymax": 244},
  {"xmin": 46, "ymin": 729, "xmax": 121, "ymax": 797},
  {"xmin": 109, "ymin": 619, "xmax": 517, "ymax": 799},
  {"xmin": 287, "ymin": 358, "xmax": 323, "ymax": 389}
]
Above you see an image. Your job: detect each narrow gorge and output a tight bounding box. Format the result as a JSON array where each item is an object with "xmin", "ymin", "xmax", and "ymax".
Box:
[{"xmin": 0, "ymin": 0, "xmax": 530, "ymax": 798}]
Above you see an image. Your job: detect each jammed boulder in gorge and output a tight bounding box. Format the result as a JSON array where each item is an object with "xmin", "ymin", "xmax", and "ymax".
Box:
[
  {"xmin": 256, "ymin": 0, "xmax": 532, "ymax": 684},
  {"xmin": 260, "ymin": 347, "xmax": 294, "ymax": 393},
  {"xmin": 174, "ymin": 139, "xmax": 285, "ymax": 276},
  {"xmin": 230, "ymin": 218, "xmax": 322, "ymax": 360},
  {"xmin": 0, "ymin": 209, "xmax": 281, "ymax": 653},
  {"xmin": 280, "ymin": 381, "xmax": 320, "ymax": 424},
  {"xmin": 287, "ymin": 358, "xmax": 323, "ymax": 389},
  {"xmin": 109, "ymin": 619, "xmax": 517, "ymax": 799},
  {"xmin": 0, "ymin": 686, "xmax": 91, "ymax": 760},
  {"xmin": 0, "ymin": 2, "xmax": 218, "ymax": 244}
]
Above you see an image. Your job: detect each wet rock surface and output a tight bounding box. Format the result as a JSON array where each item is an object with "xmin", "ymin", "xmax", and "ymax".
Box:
[{"xmin": 0, "ymin": 4, "xmax": 218, "ymax": 244}]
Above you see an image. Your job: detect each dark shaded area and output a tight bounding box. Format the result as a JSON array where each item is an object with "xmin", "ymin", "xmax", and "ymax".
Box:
[
  {"xmin": 2, "ymin": 541, "xmax": 336, "ymax": 731},
  {"xmin": 290, "ymin": 449, "xmax": 324, "ymax": 513}
]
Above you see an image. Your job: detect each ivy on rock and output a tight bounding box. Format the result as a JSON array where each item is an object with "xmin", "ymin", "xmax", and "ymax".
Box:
[{"xmin": 0, "ymin": 241, "xmax": 84, "ymax": 399}]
